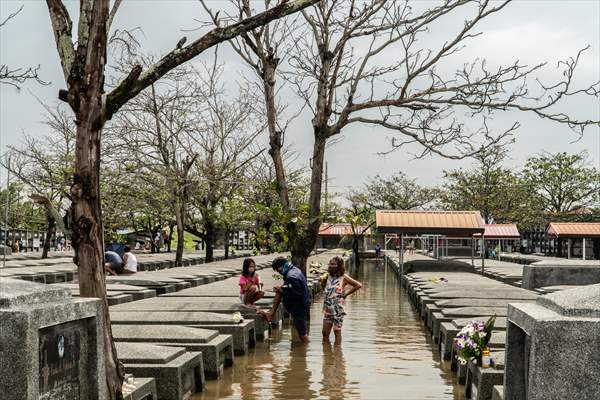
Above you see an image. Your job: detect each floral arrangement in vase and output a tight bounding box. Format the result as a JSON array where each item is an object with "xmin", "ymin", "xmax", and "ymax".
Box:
[{"xmin": 453, "ymin": 315, "xmax": 496, "ymax": 364}]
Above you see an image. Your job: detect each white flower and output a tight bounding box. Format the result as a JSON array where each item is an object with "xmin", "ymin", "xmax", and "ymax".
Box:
[{"xmin": 232, "ymin": 312, "xmax": 244, "ymax": 323}]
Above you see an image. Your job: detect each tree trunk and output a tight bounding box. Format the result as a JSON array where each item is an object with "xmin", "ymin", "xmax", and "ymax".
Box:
[
  {"xmin": 204, "ymin": 219, "xmax": 215, "ymax": 263},
  {"xmin": 224, "ymin": 229, "xmax": 230, "ymax": 259},
  {"xmin": 72, "ymin": 112, "xmax": 123, "ymax": 398},
  {"xmin": 352, "ymin": 235, "xmax": 361, "ymax": 266},
  {"xmin": 290, "ymin": 134, "xmax": 327, "ymax": 274},
  {"xmin": 264, "ymin": 63, "xmax": 290, "ymax": 211},
  {"xmin": 175, "ymin": 203, "xmax": 185, "ymax": 266},
  {"xmin": 42, "ymin": 213, "xmax": 56, "ymax": 259},
  {"xmin": 167, "ymin": 221, "xmax": 175, "ymax": 253}
]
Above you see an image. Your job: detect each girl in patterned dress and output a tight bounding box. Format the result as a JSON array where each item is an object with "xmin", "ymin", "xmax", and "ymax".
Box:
[{"xmin": 322, "ymin": 256, "xmax": 362, "ymax": 345}]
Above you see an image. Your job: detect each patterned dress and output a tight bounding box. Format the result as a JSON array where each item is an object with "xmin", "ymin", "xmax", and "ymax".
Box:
[{"xmin": 322, "ymin": 275, "xmax": 346, "ymax": 330}]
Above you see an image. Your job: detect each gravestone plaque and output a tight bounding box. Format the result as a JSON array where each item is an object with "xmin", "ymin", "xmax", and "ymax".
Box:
[{"xmin": 38, "ymin": 320, "xmax": 83, "ymax": 399}]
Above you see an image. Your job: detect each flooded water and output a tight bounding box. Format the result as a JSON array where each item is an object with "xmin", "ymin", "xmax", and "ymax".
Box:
[{"xmin": 193, "ymin": 260, "xmax": 464, "ymax": 400}]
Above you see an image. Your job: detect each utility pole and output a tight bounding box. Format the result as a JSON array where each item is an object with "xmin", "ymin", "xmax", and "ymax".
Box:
[
  {"xmin": 324, "ymin": 162, "xmax": 328, "ymax": 221},
  {"xmin": 3, "ymin": 154, "xmax": 11, "ymax": 269}
]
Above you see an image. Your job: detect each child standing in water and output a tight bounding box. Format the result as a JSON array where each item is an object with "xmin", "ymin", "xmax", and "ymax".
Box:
[
  {"xmin": 239, "ymin": 258, "xmax": 264, "ymax": 305},
  {"xmin": 322, "ymin": 256, "xmax": 363, "ymax": 345}
]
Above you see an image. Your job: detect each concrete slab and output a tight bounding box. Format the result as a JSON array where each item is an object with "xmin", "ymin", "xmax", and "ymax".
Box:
[
  {"xmin": 112, "ymin": 325, "xmax": 233, "ymax": 380},
  {"xmin": 116, "ymin": 342, "xmax": 204, "ymax": 400},
  {"xmin": 110, "ymin": 311, "xmax": 256, "ymax": 355},
  {"xmin": 111, "ymin": 298, "xmax": 274, "ymax": 340}
]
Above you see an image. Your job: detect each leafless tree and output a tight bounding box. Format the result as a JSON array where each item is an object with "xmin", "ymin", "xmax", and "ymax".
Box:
[
  {"xmin": 185, "ymin": 59, "xmax": 265, "ymax": 262},
  {"xmin": 0, "ymin": 5, "xmax": 47, "ymax": 88},
  {"xmin": 43, "ymin": 0, "xmax": 319, "ymax": 396},
  {"xmin": 109, "ymin": 63, "xmax": 201, "ymax": 267},
  {"xmin": 201, "ymin": 0, "xmax": 303, "ymax": 213},
  {"xmin": 2, "ymin": 104, "xmax": 75, "ymax": 257},
  {"xmin": 278, "ymin": 0, "xmax": 599, "ymax": 272}
]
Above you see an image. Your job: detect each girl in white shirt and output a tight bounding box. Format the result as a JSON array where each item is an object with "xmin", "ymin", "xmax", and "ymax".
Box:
[{"xmin": 122, "ymin": 246, "xmax": 137, "ymax": 274}]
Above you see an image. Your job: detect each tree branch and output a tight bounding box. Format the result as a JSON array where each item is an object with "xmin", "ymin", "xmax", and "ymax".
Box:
[{"xmin": 106, "ymin": 0, "xmax": 319, "ymax": 119}]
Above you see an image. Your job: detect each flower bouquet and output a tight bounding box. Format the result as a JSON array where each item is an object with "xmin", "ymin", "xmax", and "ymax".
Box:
[
  {"xmin": 453, "ymin": 315, "xmax": 496, "ymax": 364},
  {"xmin": 309, "ymin": 262, "xmax": 323, "ymax": 275},
  {"xmin": 272, "ymin": 273, "xmax": 283, "ymax": 280},
  {"xmin": 319, "ymin": 272, "xmax": 329, "ymax": 289}
]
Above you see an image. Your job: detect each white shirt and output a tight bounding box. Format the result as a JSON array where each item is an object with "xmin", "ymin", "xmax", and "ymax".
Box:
[{"xmin": 123, "ymin": 252, "xmax": 138, "ymax": 273}]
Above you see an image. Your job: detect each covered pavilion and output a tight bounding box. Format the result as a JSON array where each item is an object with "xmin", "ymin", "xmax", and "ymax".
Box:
[
  {"xmin": 375, "ymin": 210, "xmax": 486, "ymax": 272},
  {"xmin": 546, "ymin": 222, "xmax": 600, "ymax": 260},
  {"xmin": 474, "ymin": 224, "xmax": 521, "ymax": 254},
  {"xmin": 316, "ymin": 223, "xmax": 372, "ymax": 250}
]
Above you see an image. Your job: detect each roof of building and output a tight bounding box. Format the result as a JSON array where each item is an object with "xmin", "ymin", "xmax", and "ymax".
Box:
[
  {"xmin": 546, "ymin": 222, "xmax": 600, "ymax": 238},
  {"xmin": 318, "ymin": 223, "xmax": 371, "ymax": 236},
  {"xmin": 474, "ymin": 224, "xmax": 520, "ymax": 239},
  {"xmin": 375, "ymin": 210, "xmax": 485, "ymax": 235}
]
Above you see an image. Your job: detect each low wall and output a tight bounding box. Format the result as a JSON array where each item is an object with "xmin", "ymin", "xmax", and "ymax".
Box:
[
  {"xmin": 522, "ymin": 260, "xmax": 600, "ymax": 289},
  {"xmin": 402, "ymin": 259, "xmax": 474, "ymax": 274}
]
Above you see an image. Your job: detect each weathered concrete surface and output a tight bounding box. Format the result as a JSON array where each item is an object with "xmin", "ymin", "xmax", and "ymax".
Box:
[
  {"xmin": 122, "ymin": 377, "xmax": 157, "ymax": 400},
  {"xmin": 110, "ymin": 311, "xmax": 256, "ymax": 355},
  {"xmin": 0, "ymin": 278, "xmax": 107, "ymax": 400},
  {"xmin": 504, "ymin": 284, "xmax": 600, "ymax": 400},
  {"xmin": 116, "ymin": 342, "xmax": 204, "ymax": 400},
  {"xmin": 521, "ymin": 259, "xmax": 600, "ymax": 290},
  {"xmin": 111, "ymin": 298, "xmax": 274, "ymax": 341},
  {"xmin": 112, "ymin": 325, "xmax": 233, "ymax": 380}
]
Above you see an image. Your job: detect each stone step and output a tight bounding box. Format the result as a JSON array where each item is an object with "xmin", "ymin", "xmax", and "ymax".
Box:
[{"xmin": 116, "ymin": 342, "xmax": 204, "ymax": 400}]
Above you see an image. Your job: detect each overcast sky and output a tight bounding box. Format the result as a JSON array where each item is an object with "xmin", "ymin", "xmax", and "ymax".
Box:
[{"xmin": 1, "ymin": 0, "xmax": 599, "ymax": 197}]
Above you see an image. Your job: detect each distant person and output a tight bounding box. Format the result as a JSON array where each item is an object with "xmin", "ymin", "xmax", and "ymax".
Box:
[
  {"xmin": 154, "ymin": 232, "xmax": 161, "ymax": 251},
  {"xmin": 257, "ymin": 257, "xmax": 311, "ymax": 344},
  {"xmin": 239, "ymin": 258, "xmax": 264, "ymax": 305},
  {"xmin": 104, "ymin": 251, "xmax": 123, "ymax": 276},
  {"xmin": 374, "ymin": 243, "xmax": 381, "ymax": 258},
  {"xmin": 121, "ymin": 246, "xmax": 138, "ymax": 274},
  {"xmin": 321, "ymin": 256, "xmax": 362, "ymax": 345}
]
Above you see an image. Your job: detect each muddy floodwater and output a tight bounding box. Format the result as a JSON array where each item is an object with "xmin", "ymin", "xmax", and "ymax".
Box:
[{"xmin": 193, "ymin": 260, "xmax": 464, "ymax": 400}]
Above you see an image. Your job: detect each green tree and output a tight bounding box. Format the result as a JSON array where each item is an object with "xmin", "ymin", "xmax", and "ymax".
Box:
[
  {"xmin": 522, "ymin": 152, "xmax": 600, "ymax": 215},
  {"xmin": 441, "ymin": 145, "xmax": 544, "ymax": 227},
  {"xmin": 341, "ymin": 205, "xmax": 375, "ymax": 265},
  {"xmin": 349, "ymin": 171, "xmax": 439, "ymax": 211}
]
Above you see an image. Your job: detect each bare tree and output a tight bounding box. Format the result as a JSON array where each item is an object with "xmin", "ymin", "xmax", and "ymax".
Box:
[
  {"xmin": 186, "ymin": 60, "xmax": 264, "ymax": 262},
  {"xmin": 2, "ymin": 104, "xmax": 75, "ymax": 257},
  {"xmin": 109, "ymin": 63, "xmax": 201, "ymax": 266},
  {"xmin": 277, "ymin": 0, "xmax": 598, "ymax": 272},
  {"xmin": 0, "ymin": 5, "xmax": 47, "ymax": 88},
  {"xmin": 43, "ymin": 0, "xmax": 319, "ymax": 397},
  {"xmin": 201, "ymin": 0, "xmax": 303, "ymax": 214}
]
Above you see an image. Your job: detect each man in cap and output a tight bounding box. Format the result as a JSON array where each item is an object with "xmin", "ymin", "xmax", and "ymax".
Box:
[{"xmin": 258, "ymin": 257, "xmax": 311, "ymax": 344}]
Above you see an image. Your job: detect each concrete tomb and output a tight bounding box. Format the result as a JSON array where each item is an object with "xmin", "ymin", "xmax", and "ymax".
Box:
[
  {"xmin": 110, "ymin": 310, "xmax": 256, "ymax": 355},
  {"xmin": 521, "ymin": 259, "xmax": 600, "ymax": 290},
  {"xmin": 112, "ymin": 325, "xmax": 233, "ymax": 380},
  {"xmin": 504, "ymin": 284, "xmax": 600, "ymax": 400},
  {"xmin": 116, "ymin": 342, "xmax": 204, "ymax": 400},
  {"xmin": 0, "ymin": 278, "xmax": 106, "ymax": 400}
]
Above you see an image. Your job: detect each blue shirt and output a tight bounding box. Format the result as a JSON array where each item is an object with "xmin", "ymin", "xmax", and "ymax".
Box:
[
  {"xmin": 105, "ymin": 251, "xmax": 122, "ymax": 266},
  {"xmin": 281, "ymin": 265, "xmax": 311, "ymax": 316}
]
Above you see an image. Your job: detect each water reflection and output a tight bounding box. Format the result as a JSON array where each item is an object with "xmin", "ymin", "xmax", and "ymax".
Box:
[
  {"xmin": 319, "ymin": 342, "xmax": 347, "ymax": 399},
  {"xmin": 194, "ymin": 260, "xmax": 464, "ymax": 400}
]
